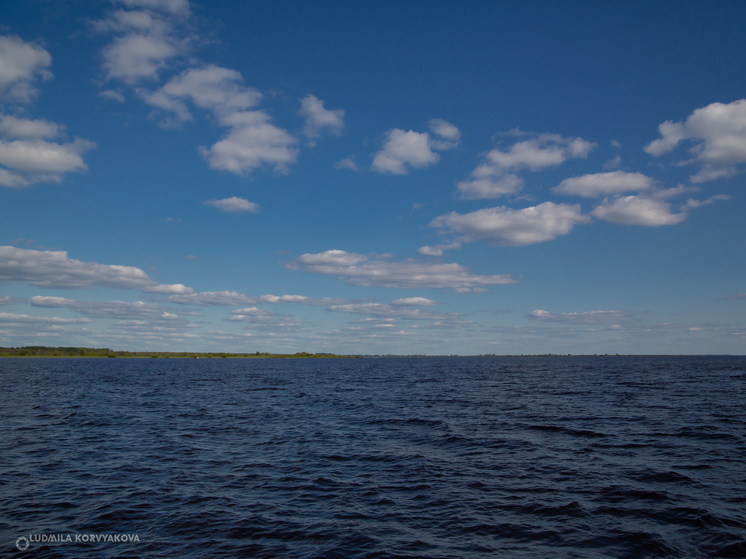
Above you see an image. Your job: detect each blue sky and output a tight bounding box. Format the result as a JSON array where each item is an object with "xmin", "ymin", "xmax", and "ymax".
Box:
[{"xmin": 1, "ymin": 0, "xmax": 745, "ymax": 354}]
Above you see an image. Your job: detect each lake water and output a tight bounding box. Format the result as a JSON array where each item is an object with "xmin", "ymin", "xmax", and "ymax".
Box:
[{"xmin": 1, "ymin": 356, "xmax": 745, "ymax": 558}]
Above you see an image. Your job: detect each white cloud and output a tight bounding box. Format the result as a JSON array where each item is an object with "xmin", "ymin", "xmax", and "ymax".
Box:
[
  {"xmin": 202, "ymin": 197, "xmax": 259, "ymax": 213},
  {"xmin": 228, "ymin": 307, "xmax": 305, "ymax": 332},
  {"xmin": 429, "ymin": 119, "xmax": 460, "ymax": 141},
  {"xmin": 293, "ymin": 249, "xmax": 368, "ymax": 267},
  {"xmin": 327, "ymin": 303, "xmax": 476, "ymax": 331},
  {"xmin": 199, "ymin": 110, "xmax": 298, "ymax": 176},
  {"xmin": 457, "ymin": 132, "xmax": 595, "ymax": 199},
  {"xmin": 485, "ymin": 133, "xmax": 594, "ymax": 171},
  {"xmin": 0, "ymin": 312, "xmax": 91, "ymax": 325},
  {"xmin": 30, "ymin": 295, "xmax": 191, "ymax": 324},
  {"xmin": 257, "ymin": 294, "xmax": 348, "ymax": 306},
  {"xmin": 417, "ymin": 242, "xmax": 462, "ymax": 257},
  {"xmin": 97, "ymin": 4, "xmax": 298, "ymax": 178},
  {"xmin": 456, "ymin": 174, "xmax": 524, "ymax": 200},
  {"xmin": 299, "ymin": 94, "xmax": 344, "ymax": 144},
  {"xmin": 103, "ymin": 34, "xmax": 180, "ymax": 84},
  {"xmin": 644, "ymin": 99, "xmax": 746, "ymax": 182},
  {"xmin": 390, "ymin": 297, "xmax": 439, "ymax": 306},
  {"xmin": 0, "ymin": 36, "xmax": 53, "ymax": 103},
  {"xmin": 0, "ymin": 115, "xmax": 60, "ymax": 139},
  {"xmin": 120, "ymin": 0, "xmax": 190, "ymax": 16},
  {"xmin": 141, "ymin": 283, "xmax": 194, "ymax": 294},
  {"xmin": 528, "ymin": 309, "xmax": 644, "ymax": 325},
  {"xmin": 97, "ymin": 1, "xmax": 190, "ymax": 85},
  {"xmin": 99, "ymin": 89, "xmax": 126, "ymax": 102},
  {"xmin": 689, "ymin": 165, "xmax": 738, "ymax": 184},
  {"xmin": 334, "ymin": 156, "xmax": 360, "ymax": 172},
  {"xmin": 287, "ymin": 250, "xmax": 518, "ymax": 291},
  {"xmin": 371, "ymin": 129, "xmax": 439, "ymax": 174},
  {"xmin": 0, "ymin": 246, "xmax": 187, "ymax": 292},
  {"xmin": 430, "ymin": 202, "xmax": 590, "ymax": 246},
  {"xmin": 0, "ymin": 246, "xmax": 152, "ymax": 289},
  {"xmin": 137, "ymin": 64, "xmax": 296, "ymax": 176},
  {"xmin": 603, "ymin": 155, "xmax": 622, "ymax": 170},
  {"xmin": 591, "ymin": 196, "xmax": 687, "ymax": 226},
  {"xmin": 166, "ymin": 290, "xmax": 258, "ymax": 306},
  {"xmin": 0, "ymin": 41, "xmax": 94, "ymax": 188},
  {"xmin": 370, "ymin": 120, "xmax": 460, "ymax": 175},
  {"xmin": 553, "ymin": 171, "xmax": 655, "ymax": 198},
  {"xmin": 142, "ymin": 65, "xmax": 263, "ymax": 126},
  {"xmin": 0, "ymin": 137, "xmax": 95, "ymax": 188}
]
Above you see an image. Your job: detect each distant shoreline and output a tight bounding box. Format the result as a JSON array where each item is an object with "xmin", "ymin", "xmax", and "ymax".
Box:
[{"xmin": 0, "ymin": 347, "xmax": 739, "ymax": 358}]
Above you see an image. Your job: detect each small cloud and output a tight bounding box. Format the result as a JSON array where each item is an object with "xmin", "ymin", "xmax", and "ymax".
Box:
[
  {"xmin": 99, "ymin": 90, "xmax": 126, "ymax": 102},
  {"xmin": 390, "ymin": 297, "xmax": 439, "ymax": 306},
  {"xmin": 141, "ymin": 283, "xmax": 194, "ymax": 294},
  {"xmin": 644, "ymin": 99, "xmax": 746, "ymax": 183},
  {"xmin": 334, "ymin": 156, "xmax": 360, "ymax": 172},
  {"xmin": 185, "ymin": 254, "xmax": 197, "ymax": 259},
  {"xmin": 553, "ymin": 171, "xmax": 654, "ymax": 198},
  {"xmin": 370, "ymin": 120, "xmax": 460, "ymax": 175},
  {"xmin": 299, "ymin": 94, "xmax": 344, "ymax": 145},
  {"xmin": 413, "ymin": 202, "xmax": 423, "ymax": 209},
  {"xmin": 603, "ymin": 155, "xmax": 621, "ymax": 170},
  {"xmin": 202, "ymin": 197, "xmax": 259, "ymax": 213}
]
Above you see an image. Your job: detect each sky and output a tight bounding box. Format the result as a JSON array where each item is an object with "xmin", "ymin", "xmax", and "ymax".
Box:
[{"xmin": 1, "ymin": 0, "xmax": 745, "ymax": 355}]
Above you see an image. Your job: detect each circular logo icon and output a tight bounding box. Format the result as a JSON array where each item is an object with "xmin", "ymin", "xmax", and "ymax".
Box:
[{"xmin": 16, "ymin": 536, "xmax": 30, "ymax": 551}]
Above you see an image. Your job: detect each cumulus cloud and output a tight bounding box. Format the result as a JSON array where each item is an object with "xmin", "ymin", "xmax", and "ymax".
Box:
[
  {"xmin": 0, "ymin": 312, "xmax": 91, "ymax": 325},
  {"xmin": 417, "ymin": 242, "xmax": 462, "ymax": 258},
  {"xmin": 141, "ymin": 283, "xmax": 194, "ymax": 294},
  {"xmin": 0, "ymin": 40, "xmax": 94, "ymax": 188},
  {"xmin": 30, "ymin": 295, "xmax": 191, "ymax": 324},
  {"xmin": 286, "ymin": 249, "xmax": 517, "ymax": 292},
  {"xmin": 202, "ymin": 197, "xmax": 259, "ymax": 213},
  {"xmin": 527, "ymin": 309, "xmax": 645, "ymax": 325},
  {"xmin": 0, "ymin": 136, "xmax": 95, "ymax": 188},
  {"xmin": 199, "ymin": 110, "xmax": 297, "ymax": 176},
  {"xmin": 327, "ymin": 302, "xmax": 449, "ymax": 321},
  {"xmin": 430, "ymin": 202, "xmax": 590, "ymax": 247},
  {"xmin": 140, "ymin": 65, "xmax": 296, "ymax": 175},
  {"xmin": 96, "ymin": 0, "xmax": 191, "ymax": 84},
  {"xmin": 457, "ymin": 132, "xmax": 596, "ymax": 199},
  {"xmin": 456, "ymin": 174, "xmax": 524, "ymax": 200},
  {"xmin": 553, "ymin": 171, "xmax": 655, "ymax": 198},
  {"xmin": 97, "ymin": 3, "xmax": 300, "ymax": 178},
  {"xmin": 390, "ymin": 297, "xmax": 439, "ymax": 306},
  {"xmin": 334, "ymin": 156, "xmax": 360, "ymax": 172},
  {"xmin": 120, "ymin": 0, "xmax": 190, "ymax": 16},
  {"xmin": 0, "ymin": 115, "xmax": 60, "ymax": 139},
  {"xmin": 370, "ymin": 120, "xmax": 460, "ymax": 174},
  {"xmin": 99, "ymin": 89, "xmax": 126, "ymax": 102},
  {"xmin": 645, "ymin": 99, "xmax": 746, "ymax": 182},
  {"xmin": 591, "ymin": 191, "xmax": 729, "ymax": 226},
  {"xmin": 0, "ymin": 246, "xmax": 186, "ymax": 292},
  {"xmin": 299, "ymin": 94, "xmax": 344, "ymax": 144},
  {"xmin": 257, "ymin": 294, "xmax": 348, "ymax": 306},
  {"xmin": 166, "ymin": 290, "xmax": 258, "ymax": 306},
  {"xmin": 228, "ymin": 307, "xmax": 305, "ymax": 332},
  {"xmin": 591, "ymin": 196, "xmax": 688, "ymax": 226},
  {"xmin": 603, "ymin": 155, "xmax": 622, "ymax": 170},
  {"xmin": 0, "ymin": 36, "xmax": 53, "ymax": 103},
  {"xmin": 141, "ymin": 65, "xmax": 263, "ymax": 126}
]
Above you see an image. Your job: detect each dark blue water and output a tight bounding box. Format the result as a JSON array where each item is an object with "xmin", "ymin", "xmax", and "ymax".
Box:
[{"xmin": 1, "ymin": 356, "xmax": 745, "ymax": 558}]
